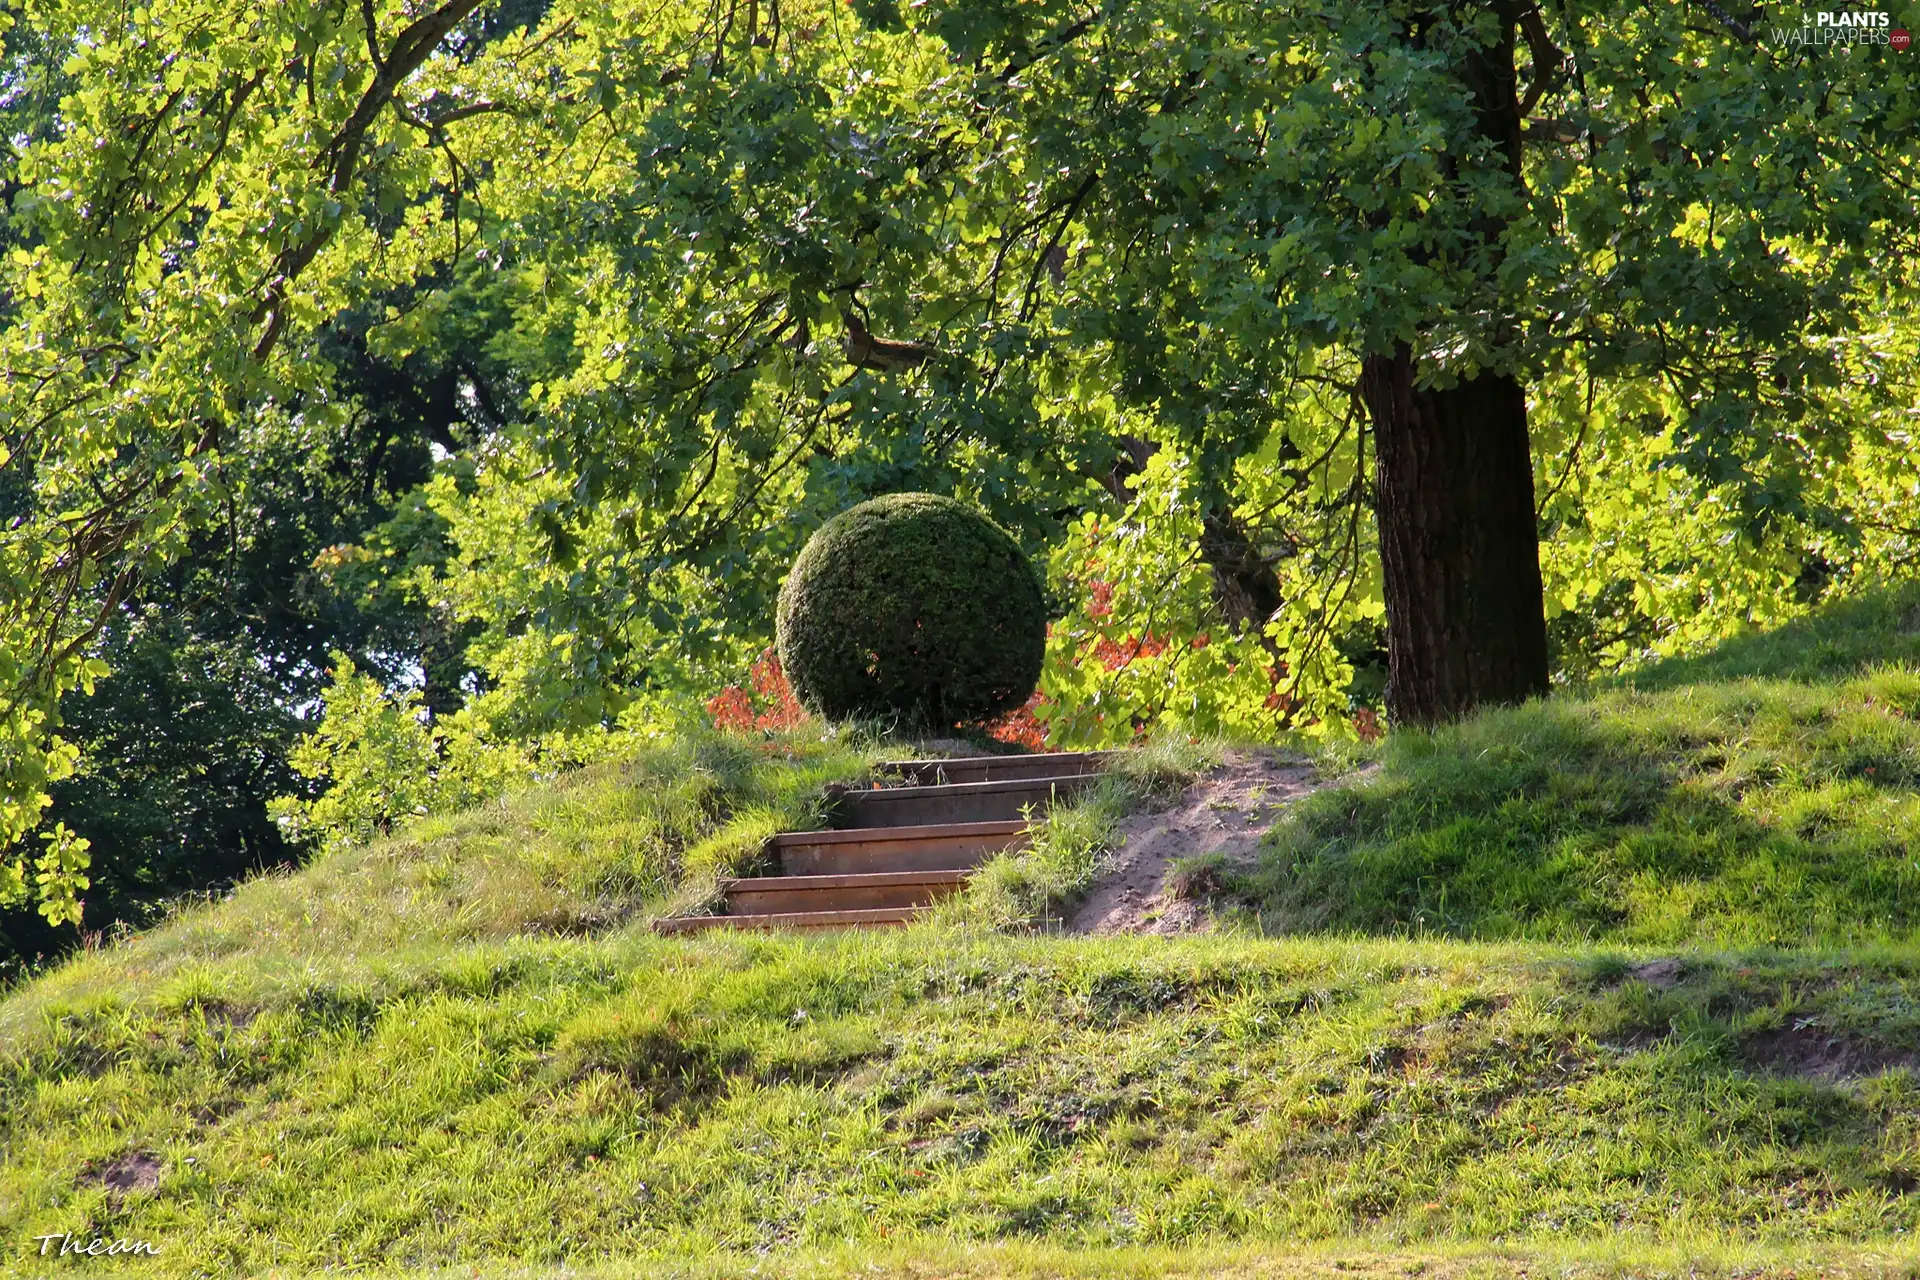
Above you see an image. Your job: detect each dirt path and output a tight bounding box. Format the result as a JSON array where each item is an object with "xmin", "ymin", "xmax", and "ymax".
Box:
[{"xmin": 1069, "ymin": 749, "xmax": 1326, "ymax": 935}]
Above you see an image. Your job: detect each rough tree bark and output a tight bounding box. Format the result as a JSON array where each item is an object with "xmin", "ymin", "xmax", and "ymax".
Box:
[
  {"xmin": 1198, "ymin": 509, "xmax": 1284, "ymax": 634},
  {"xmin": 1360, "ymin": 349, "xmax": 1547, "ymax": 724},
  {"xmin": 1360, "ymin": 4, "xmax": 1550, "ymax": 724}
]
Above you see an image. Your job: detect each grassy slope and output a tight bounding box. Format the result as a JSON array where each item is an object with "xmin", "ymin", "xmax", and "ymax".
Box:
[
  {"xmin": 7, "ymin": 933, "xmax": 1920, "ymax": 1276},
  {"xmin": 6, "ymin": 592, "xmax": 1920, "ymax": 1277},
  {"xmin": 1240, "ymin": 586, "xmax": 1920, "ymax": 946},
  {"xmin": 52, "ymin": 729, "xmax": 888, "ymax": 972}
]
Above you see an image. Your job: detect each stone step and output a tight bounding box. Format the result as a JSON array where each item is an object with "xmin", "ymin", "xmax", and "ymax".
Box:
[
  {"xmin": 652, "ymin": 906, "xmax": 930, "ymax": 934},
  {"xmin": 722, "ymin": 869, "xmax": 968, "ymax": 915},
  {"xmin": 654, "ymin": 751, "xmax": 1115, "ymax": 935},
  {"xmin": 774, "ymin": 819, "xmax": 1030, "ymax": 875},
  {"xmin": 833, "ymin": 773, "xmax": 1096, "ymax": 828},
  {"xmin": 877, "ymin": 750, "xmax": 1124, "ymax": 786}
]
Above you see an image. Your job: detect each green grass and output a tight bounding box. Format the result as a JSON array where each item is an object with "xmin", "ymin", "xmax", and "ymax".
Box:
[
  {"xmin": 222, "ymin": 1242, "xmax": 1920, "ymax": 1280},
  {"xmin": 8, "ymin": 930, "xmax": 1920, "ymax": 1276},
  {"xmin": 0, "ymin": 728, "xmax": 884, "ymax": 998},
  {"xmin": 1615, "ymin": 588, "xmax": 1920, "ymax": 692},
  {"xmin": 1235, "ymin": 584, "xmax": 1920, "ymax": 946},
  {"xmin": 8, "ymin": 589, "xmax": 1920, "ymax": 1276}
]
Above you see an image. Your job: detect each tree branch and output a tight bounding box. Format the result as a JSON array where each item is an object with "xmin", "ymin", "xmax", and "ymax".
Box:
[
  {"xmin": 1688, "ymin": 0, "xmax": 1757, "ymax": 44},
  {"xmin": 252, "ymin": 0, "xmax": 492, "ymax": 361},
  {"xmin": 1515, "ymin": 3, "xmax": 1567, "ymax": 119}
]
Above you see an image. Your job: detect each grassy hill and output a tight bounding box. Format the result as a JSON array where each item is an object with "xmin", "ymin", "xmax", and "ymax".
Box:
[
  {"xmin": 1235, "ymin": 588, "xmax": 1920, "ymax": 947},
  {"xmin": 6, "ymin": 589, "xmax": 1920, "ymax": 1278}
]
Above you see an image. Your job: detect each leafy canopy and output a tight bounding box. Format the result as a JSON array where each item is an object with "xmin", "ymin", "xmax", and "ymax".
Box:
[{"xmin": 3, "ymin": 0, "xmax": 1918, "ymax": 916}]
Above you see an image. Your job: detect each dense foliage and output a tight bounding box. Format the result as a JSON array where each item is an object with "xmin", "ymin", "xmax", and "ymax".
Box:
[
  {"xmin": 777, "ymin": 494, "xmax": 1046, "ymax": 726},
  {"xmin": 1, "ymin": 0, "xmax": 1917, "ymax": 935}
]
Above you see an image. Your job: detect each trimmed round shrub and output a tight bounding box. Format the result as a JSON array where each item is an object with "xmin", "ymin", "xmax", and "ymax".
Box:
[{"xmin": 776, "ymin": 493, "xmax": 1046, "ymax": 726}]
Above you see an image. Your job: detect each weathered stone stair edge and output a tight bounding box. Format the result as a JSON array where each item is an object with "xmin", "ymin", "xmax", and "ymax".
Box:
[
  {"xmin": 832, "ymin": 773, "xmax": 1095, "ymax": 828},
  {"xmin": 877, "ymin": 749, "xmax": 1125, "ymax": 785},
  {"xmin": 723, "ymin": 868, "xmax": 969, "ymax": 915},
  {"xmin": 776, "ymin": 839, "xmax": 1025, "ymax": 878},
  {"xmin": 771, "ymin": 818, "xmax": 1027, "ymax": 847},
  {"xmin": 655, "ymin": 906, "xmax": 929, "ymax": 933},
  {"xmin": 834, "ymin": 774, "xmax": 1099, "ymax": 803},
  {"xmin": 722, "ymin": 869, "xmax": 969, "ymax": 890}
]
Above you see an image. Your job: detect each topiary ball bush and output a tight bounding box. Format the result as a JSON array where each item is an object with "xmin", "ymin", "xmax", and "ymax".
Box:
[{"xmin": 776, "ymin": 493, "xmax": 1047, "ymax": 727}]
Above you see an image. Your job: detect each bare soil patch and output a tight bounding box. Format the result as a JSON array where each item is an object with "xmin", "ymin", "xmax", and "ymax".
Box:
[
  {"xmin": 1070, "ymin": 748, "xmax": 1325, "ymax": 935},
  {"xmin": 91, "ymin": 1151, "xmax": 161, "ymax": 1200},
  {"xmin": 1741, "ymin": 1025, "xmax": 1920, "ymax": 1081},
  {"xmin": 1628, "ymin": 958, "xmax": 1687, "ymax": 990}
]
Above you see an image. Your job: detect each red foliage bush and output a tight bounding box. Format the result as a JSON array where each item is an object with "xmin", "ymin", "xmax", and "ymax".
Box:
[
  {"xmin": 1087, "ymin": 579, "xmax": 1114, "ymax": 619},
  {"xmin": 985, "ymin": 690, "xmax": 1053, "ymax": 751},
  {"xmin": 707, "ymin": 649, "xmax": 809, "ymax": 734},
  {"xmin": 1091, "ymin": 634, "xmax": 1168, "ymax": 669}
]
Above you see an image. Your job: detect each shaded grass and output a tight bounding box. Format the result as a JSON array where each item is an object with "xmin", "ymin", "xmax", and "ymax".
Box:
[
  {"xmin": 1237, "ymin": 585, "xmax": 1920, "ymax": 946},
  {"xmin": 6, "ymin": 931, "xmax": 1920, "ymax": 1275}
]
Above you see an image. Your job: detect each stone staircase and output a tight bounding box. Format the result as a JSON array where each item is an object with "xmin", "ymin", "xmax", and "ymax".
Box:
[{"xmin": 654, "ymin": 750, "xmax": 1119, "ymax": 933}]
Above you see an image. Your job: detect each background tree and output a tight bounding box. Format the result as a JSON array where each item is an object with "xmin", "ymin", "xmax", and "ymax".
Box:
[
  {"xmin": 3, "ymin": 0, "xmax": 1917, "ymax": 934},
  {"xmin": 0, "ymin": 0, "xmax": 519, "ymax": 945}
]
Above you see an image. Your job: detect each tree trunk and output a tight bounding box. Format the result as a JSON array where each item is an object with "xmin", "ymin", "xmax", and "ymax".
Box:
[
  {"xmin": 1361, "ymin": 346, "xmax": 1548, "ymax": 725},
  {"xmin": 1355, "ymin": 4, "xmax": 1549, "ymax": 725},
  {"xmin": 1198, "ymin": 508, "xmax": 1283, "ymax": 634}
]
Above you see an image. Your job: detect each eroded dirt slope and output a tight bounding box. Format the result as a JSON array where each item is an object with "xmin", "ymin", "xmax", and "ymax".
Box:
[{"xmin": 1071, "ymin": 749, "xmax": 1329, "ymax": 934}]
